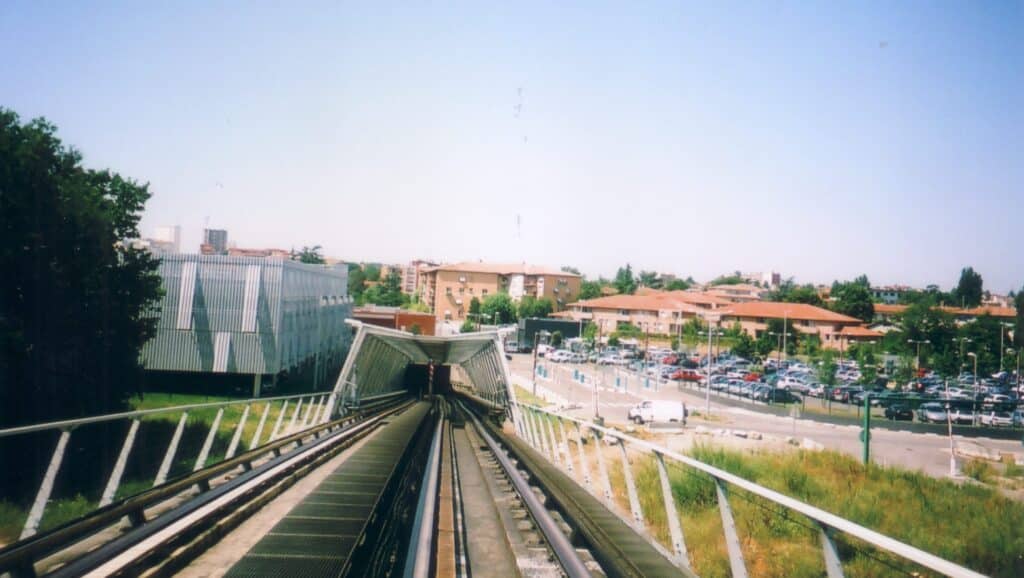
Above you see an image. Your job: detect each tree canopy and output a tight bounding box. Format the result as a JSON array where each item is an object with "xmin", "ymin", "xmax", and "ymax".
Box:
[
  {"xmin": 362, "ymin": 268, "xmax": 408, "ymax": 307},
  {"xmin": 517, "ymin": 295, "xmax": 553, "ymax": 319},
  {"xmin": 481, "ymin": 293, "xmax": 517, "ymax": 324},
  {"xmin": 295, "ymin": 245, "xmax": 325, "ymax": 264},
  {"xmin": 830, "ymin": 281, "xmax": 875, "ymax": 322},
  {"xmin": 0, "ymin": 109, "xmax": 162, "ymax": 427},
  {"xmin": 614, "ymin": 264, "xmax": 637, "ymax": 295},
  {"xmin": 954, "ymin": 267, "xmax": 984, "ymax": 308}
]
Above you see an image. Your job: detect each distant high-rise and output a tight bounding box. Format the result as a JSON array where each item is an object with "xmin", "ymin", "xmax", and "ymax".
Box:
[
  {"xmin": 153, "ymin": 225, "xmax": 181, "ymax": 253},
  {"xmin": 202, "ymin": 228, "xmax": 228, "ymax": 255}
]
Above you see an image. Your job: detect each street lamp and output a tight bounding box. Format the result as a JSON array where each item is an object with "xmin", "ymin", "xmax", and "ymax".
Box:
[
  {"xmin": 531, "ymin": 330, "xmax": 551, "ymax": 396},
  {"xmin": 967, "ymin": 352, "xmax": 978, "ymax": 388},
  {"xmin": 768, "ymin": 331, "xmax": 783, "ymax": 364},
  {"xmin": 953, "ymin": 336, "xmax": 972, "ymax": 368},
  {"xmin": 1008, "ymin": 348, "xmax": 1020, "ymax": 390},
  {"xmin": 907, "ymin": 339, "xmax": 929, "ymax": 373},
  {"xmin": 999, "ymin": 322, "xmax": 1013, "ymax": 372},
  {"xmin": 705, "ymin": 315, "xmax": 721, "ymax": 416}
]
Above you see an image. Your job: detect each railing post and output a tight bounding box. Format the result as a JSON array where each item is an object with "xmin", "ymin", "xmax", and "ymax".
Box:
[
  {"xmin": 590, "ymin": 428, "xmax": 614, "ymax": 505},
  {"xmin": 300, "ymin": 396, "xmax": 316, "ymax": 429},
  {"xmin": 572, "ymin": 422, "xmax": 592, "ymax": 489},
  {"xmin": 526, "ymin": 409, "xmax": 542, "ymax": 450},
  {"xmin": 544, "ymin": 415, "xmax": 563, "ymax": 467},
  {"xmin": 194, "ymin": 408, "xmax": 224, "ymax": 471},
  {"xmin": 250, "ymin": 402, "xmax": 272, "ymax": 450},
  {"xmin": 618, "ymin": 440, "xmax": 644, "ymax": 528},
  {"xmin": 556, "ymin": 418, "xmax": 573, "ymax": 473},
  {"xmin": 100, "ymin": 419, "xmax": 141, "ymax": 507},
  {"xmin": 286, "ymin": 397, "xmax": 304, "ymax": 434},
  {"xmin": 818, "ymin": 523, "xmax": 845, "ymax": 578},
  {"xmin": 20, "ymin": 429, "xmax": 72, "ymax": 539},
  {"xmin": 269, "ymin": 400, "xmax": 289, "ymax": 441},
  {"xmin": 532, "ymin": 410, "xmax": 550, "ymax": 457},
  {"xmin": 655, "ymin": 452, "xmax": 690, "ymax": 569},
  {"xmin": 225, "ymin": 404, "xmax": 251, "ymax": 459},
  {"xmin": 715, "ymin": 479, "xmax": 748, "ymax": 578},
  {"xmin": 154, "ymin": 412, "xmax": 188, "ymax": 487}
]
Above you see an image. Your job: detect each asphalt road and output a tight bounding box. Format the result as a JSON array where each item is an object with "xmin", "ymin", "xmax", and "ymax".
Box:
[{"xmin": 509, "ymin": 354, "xmax": 1024, "ymax": 481}]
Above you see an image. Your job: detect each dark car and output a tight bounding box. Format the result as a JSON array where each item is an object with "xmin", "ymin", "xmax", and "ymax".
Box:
[{"xmin": 884, "ymin": 404, "xmax": 913, "ymax": 421}]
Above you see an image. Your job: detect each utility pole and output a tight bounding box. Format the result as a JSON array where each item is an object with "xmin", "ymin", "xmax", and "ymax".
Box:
[{"xmin": 781, "ymin": 311, "xmax": 789, "ymax": 363}]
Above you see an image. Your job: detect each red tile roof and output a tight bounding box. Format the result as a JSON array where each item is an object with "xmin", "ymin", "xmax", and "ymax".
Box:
[
  {"xmin": 873, "ymin": 304, "xmax": 908, "ymax": 315},
  {"xmin": 838, "ymin": 325, "xmax": 884, "ymax": 338},
  {"xmin": 422, "ymin": 262, "xmax": 580, "ymax": 277},
  {"xmin": 719, "ymin": 301, "xmax": 861, "ymax": 323},
  {"xmin": 569, "ymin": 294, "xmax": 703, "ymax": 314}
]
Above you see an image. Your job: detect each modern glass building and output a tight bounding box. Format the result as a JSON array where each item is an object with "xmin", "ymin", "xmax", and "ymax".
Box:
[{"xmin": 140, "ymin": 254, "xmax": 352, "ymax": 395}]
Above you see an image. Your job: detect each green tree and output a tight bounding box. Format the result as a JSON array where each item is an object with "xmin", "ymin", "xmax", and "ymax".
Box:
[
  {"xmin": 347, "ymin": 264, "xmax": 367, "ymax": 301},
  {"xmin": 710, "ymin": 274, "xmax": 744, "ymax": 286},
  {"xmin": 732, "ymin": 333, "xmax": 755, "ymax": 359},
  {"xmin": 763, "ymin": 317, "xmax": 800, "ymax": 354},
  {"xmin": 614, "ymin": 264, "xmax": 637, "ymax": 295},
  {"xmin": 817, "ymin": 350, "xmax": 838, "ymax": 385},
  {"xmin": 550, "ymin": 330, "xmax": 563, "ymax": 348},
  {"xmin": 0, "ymin": 109, "xmax": 162, "ymax": 429},
  {"xmin": 831, "ymin": 282, "xmax": 875, "ymax": 322},
  {"xmin": 295, "ymin": 245, "xmax": 325, "ymax": 264},
  {"xmin": 954, "ymin": 266, "xmax": 984, "ymax": 308},
  {"xmin": 468, "ymin": 296, "xmax": 481, "ymax": 316},
  {"xmin": 517, "ymin": 295, "xmax": 554, "ymax": 319},
  {"xmin": 460, "ymin": 319, "xmax": 476, "ymax": 333},
  {"xmin": 481, "ymin": 293, "xmax": 517, "ymax": 324},
  {"xmin": 363, "ymin": 263, "xmax": 382, "ymax": 282},
  {"xmin": 582, "ymin": 322, "xmax": 598, "ymax": 343},
  {"xmin": 638, "ymin": 270, "xmax": 661, "ymax": 289},
  {"xmin": 404, "ymin": 293, "xmax": 431, "ymax": 313},
  {"xmin": 608, "ymin": 335, "xmax": 621, "ymax": 347},
  {"xmin": 615, "ymin": 322, "xmax": 643, "ymax": 338},
  {"xmin": 362, "ymin": 268, "xmax": 407, "ymax": 307},
  {"xmin": 578, "ymin": 279, "xmax": 603, "ymax": 300},
  {"xmin": 560, "ymin": 265, "xmax": 581, "ymax": 275},
  {"xmin": 1014, "ymin": 289, "xmax": 1024, "ymax": 349},
  {"xmin": 665, "ymin": 278, "xmax": 691, "ymax": 291},
  {"xmin": 409, "ymin": 323, "xmax": 422, "ymax": 335}
]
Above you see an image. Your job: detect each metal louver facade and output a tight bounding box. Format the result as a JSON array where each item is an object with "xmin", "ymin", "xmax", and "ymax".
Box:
[{"xmin": 141, "ymin": 254, "xmax": 352, "ymax": 377}]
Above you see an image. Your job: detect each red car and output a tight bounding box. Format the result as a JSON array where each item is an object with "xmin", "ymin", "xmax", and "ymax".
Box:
[
  {"xmin": 743, "ymin": 372, "xmax": 762, "ymax": 382},
  {"xmin": 671, "ymin": 369, "xmax": 704, "ymax": 382}
]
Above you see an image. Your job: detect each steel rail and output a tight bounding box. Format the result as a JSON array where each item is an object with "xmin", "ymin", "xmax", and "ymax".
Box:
[
  {"xmin": 69, "ymin": 400, "xmax": 413, "ymax": 578},
  {"xmin": 405, "ymin": 412, "xmax": 445, "ymax": 578},
  {"xmin": 517, "ymin": 402, "xmax": 986, "ymax": 578},
  {"xmin": 0, "ymin": 397, "xmax": 411, "ymax": 576},
  {"xmin": 458, "ymin": 401, "xmax": 591, "ymax": 578}
]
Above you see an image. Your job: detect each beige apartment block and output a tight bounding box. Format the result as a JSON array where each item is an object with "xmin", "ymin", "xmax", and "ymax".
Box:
[{"xmin": 418, "ymin": 262, "xmax": 581, "ymax": 321}]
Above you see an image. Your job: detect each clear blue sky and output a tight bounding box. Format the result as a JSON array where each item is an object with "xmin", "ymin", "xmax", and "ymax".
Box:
[{"xmin": 2, "ymin": 1, "xmax": 1021, "ymax": 292}]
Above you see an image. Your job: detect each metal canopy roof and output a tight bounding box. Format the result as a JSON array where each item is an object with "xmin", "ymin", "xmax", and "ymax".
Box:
[{"xmin": 327, "ymin": 321, "xmax": 516, "ymax": 415}]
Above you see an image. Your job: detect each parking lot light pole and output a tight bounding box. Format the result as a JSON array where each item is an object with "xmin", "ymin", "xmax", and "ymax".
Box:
[
  {"xmin": 967, "ymin": 352, "xmax": 978, "ymax": 389},
  {"xmin": 908, "ymin": 339, "xmax": 929, "ymax": 373},
  {"xmin": 705, "ymin": 315, "xmax": 720, "ymax": 416},
  {"xmin": 1009, "ymin": 348, "xmax": 1021, "ymax": 390},
  {"xmin": 945, "ymin": 378, "xmax": 956, "ymax": 477}
]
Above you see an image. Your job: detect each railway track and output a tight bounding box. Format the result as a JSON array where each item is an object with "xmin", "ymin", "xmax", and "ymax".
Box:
[{"xmin": 2, "ymin": 395, "xmax": 688, "ymax": 577}]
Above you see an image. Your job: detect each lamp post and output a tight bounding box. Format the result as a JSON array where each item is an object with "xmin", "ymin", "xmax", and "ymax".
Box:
[
  {"xmin": 953, "ymin": 337, "xmax": 972, "ymax": 369},
  {"xmin": 999, "ymin": 322, "xmax": 1013, "ymax": 372},
  {"xmin": 531, "ymin": 329, "xmax": 550, "ymax": 396},
  {"xmin": 705, "ymin": 315, "xmax": 721, "ymax": 416},
  {"xmin": 1008, "ymin": 348, "xmax": 1020, "ymax": 390},
  {"xmin": 907, "ymin": 339, "xmax": 929, "ymax": 373},
  {"xmin": 769, "ymin": 331, "xmax": 782, "ymax": 365},
  {"xmin": 781, "ymin": 311, "xmax": 791, "ymax": 363},
  {"xmin": 967, "ymin": 352, "xmax": 978, "ymax": 389}
]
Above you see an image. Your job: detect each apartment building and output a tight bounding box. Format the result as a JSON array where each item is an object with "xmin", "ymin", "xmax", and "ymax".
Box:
[
  {"xmin": 418, "ymin": 262, "xmax": 581, "ymax": 322},
  {"xmin": 704, "ymin": 283, "xmax": 768, "ymax": 303},
  {"xmin": 561, "ymin": 291, "xmax": 732, "ymax": 335},
  {"xmin": 402, "ymin": 259, "xmax": 438, "ymax": 295},
  {"xmin": 716, "ymin": 302, "xmax": 864, "ymax": 349}
]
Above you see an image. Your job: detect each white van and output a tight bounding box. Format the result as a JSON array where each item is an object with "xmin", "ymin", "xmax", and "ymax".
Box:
[{"xmin": 628, "ymin": 400, "xmax": 687, "ymax": 425}]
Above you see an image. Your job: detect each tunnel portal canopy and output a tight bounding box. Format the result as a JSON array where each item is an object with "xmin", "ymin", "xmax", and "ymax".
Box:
[{"xmin": 330, "ymin": 320, "xmax": 516, "ymax": 413}]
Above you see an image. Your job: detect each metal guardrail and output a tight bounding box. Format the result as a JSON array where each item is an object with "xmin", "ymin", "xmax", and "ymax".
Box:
[
  {"xmin": 0, "ymin": 391, "xmax": 339, "ymax": 541},
  {"xmin": 510, "ymin": 402, "xmax": 986, "ymax": 578},
  {"xmin": 0, "ymin": 396, "xmax": 411, "ymax": 577}
]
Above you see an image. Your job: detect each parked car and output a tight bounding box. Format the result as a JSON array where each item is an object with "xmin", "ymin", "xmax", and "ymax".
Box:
[
  {"xmin": 671, "ymin": 369, "xmax": 705, "ymax": 383},
  {"xmin": 950, "ymin": 408, "xmax": 975, "ymax": 425},
  {"xmin": 980, "ymin": 411, "xmax": 1013, "ymax": 427},
  {"xmin": 884, "ymin": 404, "xmax": 914, "ymax": 421},
  {"xmin": 916, "ymin": 403, "xmax": 947, "ymax": 423},
  {"xmin": 549, "ymin": 350, "xmax": 572, "ymax": 362},
  {"xmin": 628, "ymin": 400, "xmax": 688, "ymax": 425}
]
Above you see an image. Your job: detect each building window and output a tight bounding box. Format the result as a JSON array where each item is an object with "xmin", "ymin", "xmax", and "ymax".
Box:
[
  {"xmin": 482, "ymin": 289, "xmax": 489, "ymax": 296},
  {"xmin": 445, "ymin": 287, "xmax": 452, "ymax": 295},
  {"xmin": 459, "ymin": 287, "xmax": 465, "ymax": 294}
]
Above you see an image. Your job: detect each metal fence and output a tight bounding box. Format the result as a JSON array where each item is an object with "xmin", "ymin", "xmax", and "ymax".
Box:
[
  {"xmin": 0, "ymin": 392, "xmax": 336, "ymax": 541},
  {"xmin": 509, "ymin": 401, "xmax": 984, "ymax": 578}
]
